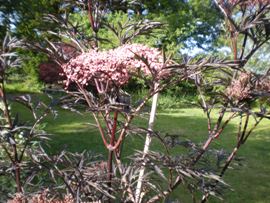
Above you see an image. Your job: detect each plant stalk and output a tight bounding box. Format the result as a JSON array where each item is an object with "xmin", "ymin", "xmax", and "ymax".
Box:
[
  {"xmin": 107, "ymin": 111, "xmax": 118, "ymax": 190},
  {"xmin": 135, "ymin": 83, "xmax": 159, "ymax": 203},
  {"xmin": 0, "ymin": 82, "xmax": 22, "ymax": 193}
]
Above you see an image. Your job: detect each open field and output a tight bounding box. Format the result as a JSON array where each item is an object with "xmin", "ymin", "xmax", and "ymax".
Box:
[{"xmin": 13, "ymin": 94, "xmax": 270, "ymax": 203}]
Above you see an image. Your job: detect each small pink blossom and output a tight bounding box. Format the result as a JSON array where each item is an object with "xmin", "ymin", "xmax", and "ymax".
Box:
[
  {"xmin": 256, "ymin": 77, "xmax": 270, "ymax": 92},
  {"xmin": 226, "ymin": 72, "xmax": 270, "ymax": 101},
  {"xmin": 226, "ymin": 72, "xmax": 252, "ymax": 101},
  {"xmin": 112, "ymin": 43, "xmax": 164, "ymax": 75}
]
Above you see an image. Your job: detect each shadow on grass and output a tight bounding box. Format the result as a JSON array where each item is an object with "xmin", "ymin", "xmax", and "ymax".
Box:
[
  {"xmin": 11, "ymin": 96, "xmax": 270, "ymax": 202},
  {"xmin": 207, "ymin": 126, "xmax": 270, "ymax": 203},
  {"xmin": 44, "ymin": 108, "xmax": 240, "ymax": 161}
]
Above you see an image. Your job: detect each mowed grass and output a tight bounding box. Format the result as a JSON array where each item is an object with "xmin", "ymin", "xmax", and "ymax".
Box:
[{"xmin": 12, "ymin": 94, "xmax": 270, "ymax": 203}]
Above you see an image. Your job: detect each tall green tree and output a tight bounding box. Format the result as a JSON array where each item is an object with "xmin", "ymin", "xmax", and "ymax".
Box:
[
  {"xmin": 127, "ymin": 0, "xmax": 223, "ymax": 52},
  {"xmin": 0, "ymin": 0, "xmax": 61, "ymax": 39}
]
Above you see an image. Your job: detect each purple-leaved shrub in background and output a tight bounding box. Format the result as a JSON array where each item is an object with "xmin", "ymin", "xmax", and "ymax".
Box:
[{"xmin": 39, "ymin": 61, "xmax": 65, "ymax": 84}]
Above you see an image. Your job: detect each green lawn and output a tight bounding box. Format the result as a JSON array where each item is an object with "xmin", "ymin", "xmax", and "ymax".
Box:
[{"xmin": 12, "ymin": 95, "xmax": 270, "ymax": 203}]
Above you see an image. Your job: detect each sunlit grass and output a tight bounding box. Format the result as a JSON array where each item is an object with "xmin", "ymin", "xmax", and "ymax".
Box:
[{"xmin": 10, "ymin": 93, "xmax": 270, "ymax": 203}]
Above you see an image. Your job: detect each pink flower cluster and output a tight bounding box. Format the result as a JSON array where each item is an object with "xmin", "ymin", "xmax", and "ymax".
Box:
[
  {"xmin": 61, "ymin": 44, "xmax": 164, "ymax": 89},
  {"xmin": 256, "ymin": 78, "xmax": 270, "ymax": 92},
  {"xmin": 226, "ymin": 72, "xmax": 252, "ymax": 101},
  {"xmin": 62, "ymin": 49, "xmax": 129, "ymax": 87}
]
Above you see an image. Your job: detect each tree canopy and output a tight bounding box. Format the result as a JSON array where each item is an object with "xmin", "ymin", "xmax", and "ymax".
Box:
[{"xmin": 0, "ymin": 0, "xmax": 222, "ymax": 52}]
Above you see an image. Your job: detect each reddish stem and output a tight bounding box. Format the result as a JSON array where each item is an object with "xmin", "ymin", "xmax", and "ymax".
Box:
[
  {"xmin": 0, "ymin": 83, "xmax": 22, "ymax": 193},
  {"xmin": 13, "ymin": 144, "xmax": 22, "ymax": 193},
  {"xmin": 87, "ymin": 0, "xmax": 97, "ymax": 32},
  {"xmin": 78, "ymin": 84, "xmax": 109, "ymax": 147},
  {"xmin": 87, "ymin": 0, "xmax": 98, "ymax": 47},
  {"xmin": 107, "ymin": 111, "xmax": 118, "ymax": 189}
]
